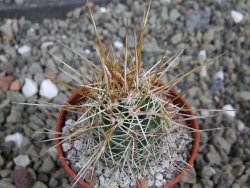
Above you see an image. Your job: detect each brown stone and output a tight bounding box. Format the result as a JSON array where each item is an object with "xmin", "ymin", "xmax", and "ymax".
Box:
[
  {"xmin": 11, "ymin": 168, "xmax": 33, "ymax": 188},
  {"xmin": 10, "ymin": 80, "xmax": 20, "ymax": 91},
  {"xmin": 0, "ymin": 76, "xmax": 14, "ymax": 92}
]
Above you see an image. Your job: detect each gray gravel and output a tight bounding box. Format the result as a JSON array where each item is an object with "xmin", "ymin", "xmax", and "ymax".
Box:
[{"xmin": 0, "ymin": 0, "xmax": 250, "ymax": 188}]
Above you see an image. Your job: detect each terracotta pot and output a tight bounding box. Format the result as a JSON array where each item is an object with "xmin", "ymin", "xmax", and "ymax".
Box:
[{"xmin": 55, "ymin": 85, "xmax": 200, "ymax": 188}]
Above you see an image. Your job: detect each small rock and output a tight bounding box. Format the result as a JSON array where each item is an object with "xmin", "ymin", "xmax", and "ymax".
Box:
[
  {"xmin": 206, "ymin": 145, "xmax": 221, "ymax": 165},
  {"xmin": 155, "ymin": 179, "xmax": 164, "ymax": 187},
  {"xmin": 186, "ymin": 10, "xmax": 211, "ymax": 29},
  {"xmin": 39, "ymin": 79, "xmax": 58, "ymax": 99},
  {"xmin": 143, "ymin": 38, "xmax": 161, "ymax": 53},
  {"xmin": 100, "ymin": 7, "xmax": 109, "ymax": 13},
  {"xmin": 222, "ymin": 104, "xmax": 236, "ymax": 118},
  {"xmin": 84, "ymin": 49, "xmax": 91, "ymax": 54},
  {"xmin": 29, "ymin": 63, "xmax": 43, "ymax": 74},
  {"xmin": 155, "ymin": 173, "xmax": 163, "ymax": 180},
  {"xmin": 198, "ymin": 50, "xmax": 207, "ymax": 63},
  {"xmin": 5, "ymin": 132, "xmax": 23, "ymax": 147},
  {"xmin": 216, "ymin": 70, "xmax": 224, "ymax": 80},
  {"xmin": 236, "ymin": 120, "xmax": 245, "ymax": 131},
  {"xmin": 210, "ymin": 79, "xmax": 223, "ymax": 93},
  {"xmin": 0, "ymin": 180, "xmax": 15, "ymax": 188},
  {"xmin": 0, "ymin": 76, "xmax": 14, "ymax": 92},
  {"xmin": 1, "ymin": 62, "xmax": 14, "ymax": 74},
  {"xmin": 201, "ymin": 166, "xmax": 216, "ymax": 178},
  {"xmin": 114, "ymin": 41, "xmax": 123, "ymax": 49},
  {"xmin": 7, "ymin": 91, "xmax": 25, "ymax": 103},
  {"xmin": 74, "ymin": 140, "xmax": 83, "ymax": 151},
  {"xmin": 232, "ymin": 164, "xmax": 245, "ymax": 178},
  {"xmin": 231, "ymin": 183, "xmax": 241, "ymax": 188},
  {"xmin": 7, "ymin": 106, "xmax": 22, "ymax": 123},
  {"xmin": 237, "ymin": 91, "xmax": 250, "ymax": 101},
  {"xmin": 203, "ymin": 29, "xmax": 214, "ymax": 42},
  {"xmin": 171, "ymin": 33, "xmax": 182, "ymax": 44},
  {"xmin": 0, "ymin": 20, "xmax": 13, "ymax": 37},
  {"xmin": 73, "ymin": 7, "xmax": 82, "ymax": 18},
  {"xmin": 22, "ymin": 78, "xmax": 38, "ymax": 98},
  {"xmin": 169, "ymin": 9, "xmax": 180, "ymax": 22},
  {"xmin": 214, "ymin": 136, "xmax": 231, "ymax": 154},
  {"xmin": 0, "ymin": 154, "xmax": 4, "ymax": 167},
  {"xmin": 31, "ymin": 181, "xmax": 47, "ymax": 188},
  {"xmin": 231, "ymin": 10, "xmax": 244, "ymax": 23},
  {"xmin": 15, "ymin": 0, "xmax": 24, "ymax": 5},
  {"xmin": 10, "ymin": 80, "xmax": 20, "ymax": 91},
  {"xmin": 11, "ymin": 168, "xmax": 33, "ymax": 188},
  {"xmin": 41, "ymin": 41, "xmax": 54, "ymax": 49},
  {"xmin": 40, "ymin": 157, "xmax": 54, "ymax": 173},
  {"xmin": 62, "ymin": 142, "xmax": 71, "ymax": 152},
  {"xmin": 181, "ymin": 174, "xmax": 196, "ymax": 184},
  {"xmin": 18, "ymin": 45, "xmax": 31, "ymax": 57},
  {"xmin": 13, "ymin": 155, "xmax": 31, "ymax": 167}
]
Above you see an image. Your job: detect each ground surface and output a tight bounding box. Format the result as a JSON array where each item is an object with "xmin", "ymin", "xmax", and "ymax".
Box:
[{"xmin": 0, "ymin": 0, "xmax": 250, "ymax": 188}]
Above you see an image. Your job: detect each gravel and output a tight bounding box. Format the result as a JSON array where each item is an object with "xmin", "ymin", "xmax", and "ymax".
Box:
[{"xmin": 0, "ymin": 0, "xmax": 250, "ymax": 187}]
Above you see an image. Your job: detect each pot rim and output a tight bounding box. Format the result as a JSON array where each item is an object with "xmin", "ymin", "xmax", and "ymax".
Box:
[{"xmin": 55, "ymin": 87, "xmax": 200, "ymax": 188}]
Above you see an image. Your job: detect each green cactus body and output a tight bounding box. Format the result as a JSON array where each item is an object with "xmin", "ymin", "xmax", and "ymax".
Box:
[{"xmin": 92, "ymin": 94, "xmax": 163, "ymax": 169}]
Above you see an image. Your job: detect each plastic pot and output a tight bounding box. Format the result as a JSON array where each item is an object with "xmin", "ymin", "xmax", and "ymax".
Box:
[{"xmin": 55, "ymin": 85, "xmax": 200, "ymax": 188}]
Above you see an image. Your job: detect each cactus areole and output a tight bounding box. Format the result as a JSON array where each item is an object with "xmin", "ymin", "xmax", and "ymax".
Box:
[{"xmin": 55, "ymin": 81, "xmax": 200, "ymax": 188}]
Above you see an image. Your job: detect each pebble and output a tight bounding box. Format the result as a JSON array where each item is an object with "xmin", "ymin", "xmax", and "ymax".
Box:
[
  {"xmin": 100, "ymin": 7, "xmax": 109, "ymax": 13},
  {"xmin": 0, "ymin": 180, "xmax": 15, "ymax": 188},
  {"xmin": 0, "ymin": 154, "xmax": 4, "ymax": 167},
  {"xmin": 13, "ymin": 155, "xmax": 31, "ymax": 167},
  {"xmin": 11, "ymin": 168, "xmax": 33, "ymax": 188},
  {"xmin": 215, "ymin": 70, "xmax": 224, "ymax": 80},
  {"xmin": 0, "ymin": 20, "xmax": 13, "ymax": 37},
  {"xmin": 17, "ymin": 45, "xmax": 31, "ymax": 57},
  {"xmin": 201, "ymin": 166, "xmax": 216, "ymax": 178},
  {"xmin": 236, "ymin": 120, "xmax": 245, "ymax": 131},
  {"xmin": 1, "ymin": 62, "xmax": 14, "ymax": 74},
  {"xmin": 10, "ymin": 80, "xmax": 21, "ymax": 91},
  {"xmin": 143, "ymin": 38, "xmax": 161, "ymax": 53},
  {"xmin": 0, "ymin": 76, "xmax": 14, "ymax": 92},
  {"xmin": 186, "ymin": 10, "xmax": 211, "ymax": 29},
  {"xmin": 22, "ymin": 78, "xmax": 38, "ymax": 98},
  {"xmin": 7, "ymin": 106, "xmax": 22, "ymax": 123},
  {"xmin": 155, "ymin": 173, "xmax": 163, "ymax": 180},
  {"xmin": 31, "ymin": 181, "xmax": 48, "ymax": 188},
  {"xmin": 198, "ymin": 50, "xmax": 207, "ymax": 63},
  {"xmin": 171, "ymin": 33, "xmax": 182, "ymax": 44},
  {"xmin": 206, "ymin": 145, "xmax": 221, "ymax": 165},
  {"xmin": 169, "ymin": 9, "xmax": 180, "ymax": 22},
  {"xmin": 237, "ymin": 91, "xmax": 250, "ymax": 101},
  {"xmin": 222, "ymin": 104, "xmax": 236, "ymax": 118},
  {"xmin": 5, "ymin": 132, "xmax": 23, "ymax": 148},
  {"xmin": 41, "ymin": 41, "xmax": 54, "ymax": 50},
  {"xmin": 62, "ymin": 142, "xmax": 71, "ymax": 152},
  {"xmin": 39, "ymin": 79, "xmax": 58, "ymax": 99},
  {"xmin": 40, "ymin": 157, "xmax": 54, "ymax": 173},
  {"xmin": 74, "ymin": 140, "xmax": 83, "ymax": 151},
  {"xmin": 231, "ymin": 10, "xmax": 244, "ymax": 23},
  {"xmin": 114, "ymin": 40, "xmax": 124, "ymax": 49}
]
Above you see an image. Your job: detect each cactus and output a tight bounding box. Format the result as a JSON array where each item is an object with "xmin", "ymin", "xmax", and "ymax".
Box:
[{"xmin": 44, "ymin": 0, "xmax": 221, "ymax": 186}]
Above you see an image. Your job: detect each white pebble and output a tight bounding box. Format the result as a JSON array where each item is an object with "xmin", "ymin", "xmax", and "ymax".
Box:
[
  {"xmin": 5, "ymin": 132, "xmax": 23, "ymax": 147},
  {"xmin": 114, "ymin": 41, "xmax": 123, "ymax": 49},
  {"xmin": 216, "ymin": 70, "xmax": 224, "ymax": 80},
  {"xmin": 231, "ymin": 10, "xmax": 244, "ymax": 23},
  {"xmin": 198, "ymin": 50, "xmax": 207, "ymax": 62},
  {"xmin": 74, "ymin": 140, "xmax": 83, "ymax": 151},
  {"xmin": 18, "ymin": 45, "xmax": 31, "ymax": 56},
  {"xmin": 155, "ymin": 179, "xmax": 164, "ymax": 187},
  {"xmin": 39, "ymin": 79, "xmax": 58, "ymax": 99},
  {"xmin": 62, "ymin": 142, "xmax": 71, "ymax": 152},
  {"xmin": 84, "ymin": 49, "xmax": 91, "ymax": 54},
  {"xmin": 236, "ymin": 120, "xmax": 245, "ymax": 131},
  {"xmin": 155, "ymin": 172, "xmax": 163, "ymax": 180},
  {"xmin": 22, "ymin": 78, "xmax": 38, "ymax": 98},
  {"xmin": 13, "ymin": 155, "xmax": 30, "ymax": 167},
  {"xmin": 223, "ymin": 104, "xmax": 236, "ymax": 118},
  {"xmin": 41, "ymin": 41, "xmax": 54, "ymax": 49},
  {"xmin": 100, "ymin": 7, "xmax": 108, "ymax": 13}
]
